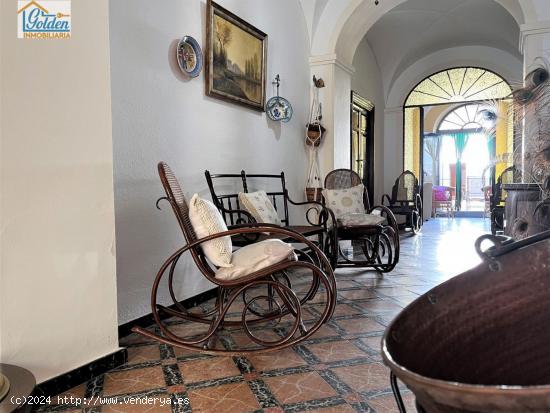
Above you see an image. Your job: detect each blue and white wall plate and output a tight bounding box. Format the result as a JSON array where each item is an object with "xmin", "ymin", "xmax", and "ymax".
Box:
[
  {"xmin": 176, "ymin": 36, "xmax": 203, "ymax": 78},
  {"xmin": 266, "ymin": 96, "xmax": 293, "ymax": 122}
]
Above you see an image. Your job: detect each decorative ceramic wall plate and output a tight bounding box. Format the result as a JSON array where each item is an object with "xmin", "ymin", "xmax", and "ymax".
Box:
[
  {"xmin": 177, "ymin": 36, "xmax": 203, "ymax": 77},
  {"xmin": 266, "ymin": 96, "xmax": 293, "ymax": 122}
]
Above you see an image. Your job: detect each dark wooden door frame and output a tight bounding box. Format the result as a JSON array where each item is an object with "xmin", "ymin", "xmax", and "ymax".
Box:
[{"xmin": 350, "ymin": 91, "xmax": 375, "ymax": 206}]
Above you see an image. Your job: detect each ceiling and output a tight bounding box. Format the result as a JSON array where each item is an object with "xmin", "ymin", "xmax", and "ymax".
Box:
[{"xmin": 365, "ymin": 0, "xmax": 521, "ymax": 94}]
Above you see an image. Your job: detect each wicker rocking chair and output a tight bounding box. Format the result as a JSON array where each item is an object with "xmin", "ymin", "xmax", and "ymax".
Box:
[
  {"xmin": 132, "ymin": 162, "xmax": 336, "ymax": 354},
  {"xmin": 323, "ymin": 169, "xmax": 400, "ymax": 272},
  {"xmin": 382, "ymin": 170, "xmax": 423, "ymax": 234}
]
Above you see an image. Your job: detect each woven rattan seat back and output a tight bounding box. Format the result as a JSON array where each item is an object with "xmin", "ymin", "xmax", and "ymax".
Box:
[
  {"xmin": 393, "ymin": 171, "xmax": 417, "ymax": 203},
  {"xmin": 325, "ymin": 169, "xmax": 370, "ymax": 210},
  {"xmin": 158, "ymin": 162, "xmax": 217, "ymax": 277}
]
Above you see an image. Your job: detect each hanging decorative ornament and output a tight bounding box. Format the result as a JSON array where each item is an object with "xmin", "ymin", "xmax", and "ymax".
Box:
[
  {"xmin": 266, "ymin": 74, "xmax": 293, "ymax": 122},
  {"xmin": 305, "ymin": 75, "xmax": 326, "ymax": 202}
]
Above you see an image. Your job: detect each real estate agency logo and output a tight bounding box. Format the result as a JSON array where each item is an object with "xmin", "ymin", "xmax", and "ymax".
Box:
[{"xmin": 17, "ymin": 0, "xmax": 71, "ymax": 39}]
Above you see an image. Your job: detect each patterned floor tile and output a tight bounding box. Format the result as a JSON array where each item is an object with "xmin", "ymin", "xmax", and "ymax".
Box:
[
  {"xmin": 167, "ymin": 322, "xmax": 212, "ymax": 339},
  {"xmin": 332, "ymin": 363, "xmax": 392, "ymax": 393},
  {"xmin": 307, "ymin": 404, "xmax": 357, "ymax": 412},
  {"xmin": 127, "ymin": 345, "xmax": 161, "ymax": 365},
  {"xmin": 365, "ymin": 392, "xmax": 417, "ymax": 413},
  {"xmin": 103, "ymin": 366, "xmax": 165, "ymax": 396},
  {"xmin": 101, "ymin": 401, "xmax": 172, "ymax": 412},
  {"xmin": 355, "ymin": 300, "xmax": 403, "ymax": 314},
  {"xmin": 335, "ymin": 317, "xmax": 385, "ymax": 334},
  {"xmin": 308, "ymin": 324, "xmax": 340, "ymax": 339},
  {"xmin": 179, "ymin": 357, "xmax": 240, "ymax": 383},
  {"xmin": 338, "ymin": 289, "xmax": 378, "ymax": 301},
  {"xmin": 372, "ymin": 287, "xmax": 416, "ymax": 298},
  {"xmin": 335, "ymin": 280, "xmax": 362, "ymax": 289},
  {"xmin": 360, "ymin": 335, "xmax": 384, "ymax": 352},
  {"xmin": 247, "ymin": 348, "xmax": 308, "ymax": 372},
  {"xmin": 307, "ymin": 341, "xmax": 367, "ymax": 363},
  {"xmin": 187, "ymin": 381, "xmax": 260, "ymax": 413},
  {"xmin": 329, "ymin": 303, "xmax": 364, "ymax": 317},
  {"xmin": 264, "ymin": 371, "xmax": 337, "ymax": 404}
]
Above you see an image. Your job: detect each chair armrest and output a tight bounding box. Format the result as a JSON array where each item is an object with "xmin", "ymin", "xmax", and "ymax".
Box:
[
  {"xmin": 186, "ymin": 224, "xmax": 335, "ymax": 287},
  {"xmin": 369, "ymin": 204, "xmax": 399, "ymax": 232},
  {"xmin": 218, "ymin": 206, "xmax": 256, "ymax": 225},
  {"xmin": 157, "ymin": 195, "xmax": 256, "ymax": 225},
  {"xmin": 381, "ymin": 194, "xmax": 392, "ymax": 206},
  {"xmin": 286, "ymin": 192, "xmax": 337, "ymax": 229}
]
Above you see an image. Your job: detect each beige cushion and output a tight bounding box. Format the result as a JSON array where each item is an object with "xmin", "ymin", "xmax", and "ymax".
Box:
[
  {"xmin": 338, "ymin": 212, "xmax": 385, "ymax": 227},
  {"xmin": 238, "ymin": 191, "xmax": 282, "ymax": 225},
  {"xmin": 322, "ymin": 184, "xmax": 365, "ymax": 219},
  {"xmin": 216, "ymin": 239, "xmax": 296, "ymax": 280},
  {"xmin": 188, "ymin": 194, "xmax": 233, "ymax": 268}
]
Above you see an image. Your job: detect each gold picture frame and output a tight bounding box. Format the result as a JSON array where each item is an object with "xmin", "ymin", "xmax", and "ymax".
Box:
[{"xmin": 205, "ymin": 0, "xmax": 267, "ymax": 111}]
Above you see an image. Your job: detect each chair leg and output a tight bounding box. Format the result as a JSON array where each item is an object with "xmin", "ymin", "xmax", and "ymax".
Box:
[
  {"xmin": 390, "ymin": 372, "xmax": 407, "ymax": 413},
  {"xmin": 411, "ymin": 212, "xmax": 421, "ymax": 235}
]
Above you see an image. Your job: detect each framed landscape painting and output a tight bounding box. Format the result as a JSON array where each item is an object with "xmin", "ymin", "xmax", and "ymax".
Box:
[{"xmin": 205, "ymin": 0, "xmax": 267, "ymax": 111}]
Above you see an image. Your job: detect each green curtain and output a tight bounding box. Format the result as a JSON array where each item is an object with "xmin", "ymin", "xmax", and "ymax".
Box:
[
  {"xmin": 486, "ymin": 132, "xmax": 496, "ymax": 186},
  {"xmin": 449, "ymin": 132, "xmax": 469, "ymax": 210},
  {"xmin": 486, "ymin": 132, "xmax": 496, "ymax": 157},
  {"xmin": 424, "ymin": 133, "xmax": 442, "ymax": 184}
]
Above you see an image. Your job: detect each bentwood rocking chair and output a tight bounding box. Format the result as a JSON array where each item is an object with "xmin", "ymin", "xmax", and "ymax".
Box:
[
  {"xmin": 490, "ymin": 165, "xmax": 518, "ymax": 235},
  {"xmin": 382, "ymin": 170, "xmax": 423, "ymax": 234},
  {"xmin": 323, "ymin": 169, "xmax": 400, "ymax": 272},
  {"xmin": 132, "ymin": 162, "xmax": 337, "ymax": 354}
]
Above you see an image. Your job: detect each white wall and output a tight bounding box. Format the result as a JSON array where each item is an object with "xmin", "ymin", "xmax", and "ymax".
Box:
[
  {"xmin": 351, "ymin": 37, "xmax": 385, "ymax": 202},
  {"xmin": 0, "ymin": 0, "xmax": 119, "ymax": 382},
  {"xmin": 110, "ymin": 0, "xmax": 312, "ymax": 325}
]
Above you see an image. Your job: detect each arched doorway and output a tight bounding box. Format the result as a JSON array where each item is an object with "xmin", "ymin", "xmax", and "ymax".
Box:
[{"xmin": 403, "ymin": 67, "xmax": 514, "ymax": 213}]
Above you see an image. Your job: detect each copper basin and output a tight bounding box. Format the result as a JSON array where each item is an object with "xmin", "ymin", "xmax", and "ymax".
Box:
[{"xmin": 383, "ymin": 231, "xmax": 550, "ymax": 413}]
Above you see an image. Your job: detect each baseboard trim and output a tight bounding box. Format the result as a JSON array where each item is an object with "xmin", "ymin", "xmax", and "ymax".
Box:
[
  {"xmin": 118, "ymin": 287, "xmax": 219, "ymax": 339},
  {"xmin": 33, "ymin": 289, "xmax": 218, "ymax": 398},
  {"xmin": 35, "ymin": 348, "xmax": 127, "ymax": 398}
]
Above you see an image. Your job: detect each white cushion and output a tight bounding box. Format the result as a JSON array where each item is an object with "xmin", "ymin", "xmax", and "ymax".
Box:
[
  {"xmin": 188, "ymin": 194, "xmax": 233, "ymax": 268},
  {"xmin": 322, "ymin": 184, "xmax": 365, "ymax": 219},
  {"xmin": 238, "ymin": 191, "xmax": 282, "ymax": 225},
  {"xmin": 337, "ymin": 212, "xmax": 385, "ymax": 227},
  {"xmin": 216, "ymin": 239, "xmax": 296, "ymax": 280}
]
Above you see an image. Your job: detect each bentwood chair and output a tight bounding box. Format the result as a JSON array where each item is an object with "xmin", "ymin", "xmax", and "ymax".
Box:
[
  {"xmin": 323, "ymin": 169, "xmax": 399, "ymax": 272},
  {"xmin": 382, "ymin": 171, "xmax": 423, "ymax": 234},
  {"xmin": 204, "ymin": 170, "xmax": 335, "ymax": 254},
  {"xmin": 132, "ymin": 162, "xmax": 336, "ymax": 354},
  {"xmin": 491, "ymin": 165, "xmax": 518, "ymax": 234}
]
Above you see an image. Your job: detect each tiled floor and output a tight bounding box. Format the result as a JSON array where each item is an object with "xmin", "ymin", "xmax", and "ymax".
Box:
[{"xmin": 38, "ymin": 218, "xmax": 490, "ymax": 413}]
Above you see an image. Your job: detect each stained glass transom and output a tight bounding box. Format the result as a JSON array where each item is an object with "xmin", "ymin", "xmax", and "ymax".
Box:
[
  {"xmin": 405, "ymin": 68, "xmax": 512, "ymax": 107},
  {"xmin": 438, "ymin": 103, "xmax": 501, "ymax": 131}
]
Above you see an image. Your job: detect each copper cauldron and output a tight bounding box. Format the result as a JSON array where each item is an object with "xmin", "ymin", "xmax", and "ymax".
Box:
[{"xmin": 383, "ymin": 231, "xmax": 550, "ymax": 413}]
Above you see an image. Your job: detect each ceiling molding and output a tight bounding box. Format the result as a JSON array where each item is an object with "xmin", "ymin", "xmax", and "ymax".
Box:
[
  {"xmin": 309, "ymin": 53, "xmax": 356, "ymax": 75},
  {"xmin": 519, "ymin": 20, "xmax": 550, "ymax": 53}
]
